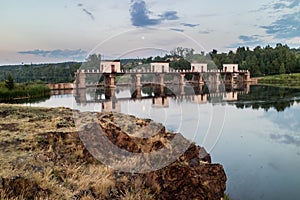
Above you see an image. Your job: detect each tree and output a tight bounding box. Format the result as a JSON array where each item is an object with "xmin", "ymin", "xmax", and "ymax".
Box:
[
  {"xmin": 170, "ymin": 47, "xmax": 185, "ymax": 57},
  {"xmin": 279, "ymin": 62, "xmax": 286, "ymax": 74},
  {"xmin": 169, "ymin": 58, "xmax": 191, "ymax": 70},
  {"xmin": 82, "ymin": 54, "xmax": 101, "ymax": 70},
  {"xmin": 153, "ymin": 56, "xmax": 164, "ymax": 61},
  {"xmin": 5, "ymin": 74, "xmax": 15, "ymax": 90},
  {"xmin": 170, "ymin": 47, "xmax": 195, "ymax": 58}
]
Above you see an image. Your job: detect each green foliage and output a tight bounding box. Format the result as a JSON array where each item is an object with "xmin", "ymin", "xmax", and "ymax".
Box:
[
  {"xmin": 0, "ymin": 62, "xmax": 81, "ymax": 83},
  {"xmin": 5, "ymin": 74, "xmax": 14, "ymax": 90},
  {"xmin": 170, "ymin": 47, "xmax": 195, "ymax": 57},
  {"xmin": 212, "ymin": 44, "xmax": 300, "ymax": 77},
  {"xmin": 170, "ymin": 58, "xmax": 191, "ymax": 70},
  {"xmin": 0, "ymin": 82, "xmax": 51, "ymax": 103},
  {"xmin": 224, "ymin": 193, "xmax": 231, "ymax": 200},
  {"xmin": 81, "ymin": 54, "xmax": 101, "ymax": 70},
  {"xmin": 259, "ymin": 73, "xmax": 300, "ymax": 86},
  {"xmin": 279, "ymin": 62, "xmax": 286, "ymax": 74}
]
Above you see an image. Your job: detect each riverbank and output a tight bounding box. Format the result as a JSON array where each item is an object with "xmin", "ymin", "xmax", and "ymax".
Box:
[
  {"xmin": 0, "ymin": 83, "xmax": 51, "ymax": 103},
  {"xmin": 0, "ymin": 104, "xmax": 227, "ymax": 199},
  {"xmin": 257, "ymin": 73, "xmax": 300, "ymax": 87}
]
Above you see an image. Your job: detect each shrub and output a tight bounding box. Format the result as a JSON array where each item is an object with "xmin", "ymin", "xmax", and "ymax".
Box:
[
  {"xmin": 0, "ymin": 82, "xmax": 51, "ymax": 103},
  {"xmin": 5, "ymin": 74, "xmax": 15, "ymax": 90}
]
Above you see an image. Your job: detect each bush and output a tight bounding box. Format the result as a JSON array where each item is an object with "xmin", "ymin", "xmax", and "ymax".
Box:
[
  {"xmin": 5, "ymin": 74, "xmax": 14, "ymax": 90},
  {"xmin": 0, "ymin": 82, "xmax": 51, "ymax": 103}
]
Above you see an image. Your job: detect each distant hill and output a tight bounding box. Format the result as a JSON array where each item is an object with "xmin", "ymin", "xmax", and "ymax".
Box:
[{"xmin": 0, "ymin": 62, "xmax": 81, "ymax": 83}]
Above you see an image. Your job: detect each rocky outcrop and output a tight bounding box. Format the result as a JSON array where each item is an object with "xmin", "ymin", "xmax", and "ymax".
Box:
[
  {"xmin": 0, "ymin": 105, "xmax": 226, "ymax": 199},
  {"xmin": 75, "ymin": 112, "xmax": 227, "ymax": 200}
]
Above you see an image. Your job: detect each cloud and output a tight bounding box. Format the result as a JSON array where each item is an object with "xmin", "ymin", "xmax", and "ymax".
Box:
[
  {"xmin": 255, "ymin": 0, "xmax": 300, "ymax": 39},
  {"xmin": 130, "ymin": 0, "xmax": 160, "ymax": 27},
  {"xmin": 239, "ymin": 35, "xmax": 258, "ymax": 42},
  {"xmin": 181, "ymin": 23, "xmax": 199, "ymax": 28},
  {"xmin": 227, "ymin": 35, "xmax": 264, "ymax": 48},
  {"xmin": 270, "ymin": 134, "xmax": 300, "ymax": 146},
  {"xmin": 272, "ymin": 2, "xmax": 288, "ymax": 9},
  {"xmin": 199, "ymin": 30, "xmax": 211, "ymax": 34},
  {"xmin": 18, "ymin": 49, "xmax": 88, "ymax": 60},
  {"xmin": 170, "ymin": 28, "xmax": 184, "ymax": 32},
  {"xmin": 129, "ymin": 0, "xmax": 179, "ymax": 27},
  {"xmin": 265, "ymin": 107, "xmax": 300, "ymax": 132},
  {"xmin": 261, "ymin": 13, "xmax": 300, "ymax": 38},
  {"xmin": 264, "ymin": 106, "xmax": 300, "ymax": 147},
  {"xmin": 252, "ymin": 0, "xmax": 300, "ymax": 13},
  {"xmin": 76, "ymin": 3, "xmax": 94, "ymax": 20},
  {"xmin": 160, "ymin": 11, "xmax": 179, "ymax": 20},
  {"xmin": 286, "ymin": 0, "xmax": 300, "ymax": 8},
  {"xmin": 82, "ymin": 8, "xmax": 95, "ymax": 20}
]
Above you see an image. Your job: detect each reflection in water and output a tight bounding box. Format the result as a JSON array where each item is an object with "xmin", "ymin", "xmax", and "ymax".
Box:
[
  {"xmin": 74, "ymin": 83, "xmax": 251, "ymax": 112},
  {"xmin": 270, "ymin": 133, "xmax": 300, "ymax": 146},
  {"xmin": 232, "ymin": 85, "xmax": 300, "ymax": 112},
  {"xmin": 74, "ymin": 83, "xmax": 300, "ymax": 113},
  {"xmin": 265, "ymin": 106, "xmax": 300, "ymax": 148},
  {"xmin": 24, "ymin": 84, "xmax": 300, "ymax": 200},
  {"xmin": 51, "ymin": 89, "xmax": 73, "ymax": 96}
]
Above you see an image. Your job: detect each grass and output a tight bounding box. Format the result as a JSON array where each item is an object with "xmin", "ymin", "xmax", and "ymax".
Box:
[
  {"xmin": 0, "ymin": 82, "xmax": 51, "ymax": 103},
  {"xmin": 0, "ymin": 105, "xmax": 164, "ymax": 199},
  {"xmin": 223, "ymin": 193, "xmax": 231, "ymax": 200},
  {"xmin": 0, "ymin": 105, "xmax": 92, "ymax": 199},
  {"xmin": 258, "ymin": 73, "xmax": 300, "ymax": 87},
  {"xmin": 0, "ymin": 105, "xmax": 163, "ymax": 199},
  {"xmin": 0, "ymin": 104, "xmax": 227, "ymax": 199}
]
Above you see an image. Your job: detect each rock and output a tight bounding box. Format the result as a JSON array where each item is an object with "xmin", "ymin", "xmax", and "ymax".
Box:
[
  {"xmin": 94, "ymin": 112, "xmax": 227, "ymax": 200},
  {"xmin": 0, "ymin": 106, "xmax": 227, "ymax": 199}
]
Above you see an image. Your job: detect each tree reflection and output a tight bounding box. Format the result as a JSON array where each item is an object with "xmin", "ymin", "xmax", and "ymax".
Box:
[{"xmin": 232, "ymin": 85, "xmax": 300, "ymax": 112}]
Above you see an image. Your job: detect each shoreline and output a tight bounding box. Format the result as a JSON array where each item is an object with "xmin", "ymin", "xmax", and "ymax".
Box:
[{"xmin": 0, "ymin": 104, "xmax": 227, "ymax": 199}]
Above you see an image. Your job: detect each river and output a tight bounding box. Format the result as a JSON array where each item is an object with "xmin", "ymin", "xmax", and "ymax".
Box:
[{"xmin": 24, "ymin": 84, "xmax": 300, "ymax": 200}]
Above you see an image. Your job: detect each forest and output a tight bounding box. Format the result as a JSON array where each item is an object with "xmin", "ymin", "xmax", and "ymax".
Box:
[
  {"xmin": 0, "ymin": 44, "xmax": 300, "ymax": 83},
  {"xmin": 211, "ymin": 44, "xmax": 300, "ymax": 77},
  {"xmin": 0, "ymin": 62, "xmax": 81, "ymax": 83},
  {"xmin": 133, "ymin": 44, "xmax": 300, "ymax": 77},
  {"xmin": 168, "ymin": 44, "xmax": 300, "ymax": 77}
]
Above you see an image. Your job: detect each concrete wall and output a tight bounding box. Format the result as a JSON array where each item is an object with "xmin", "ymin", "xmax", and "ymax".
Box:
[
  {"xmin": 223, "ymin": 64, "xmax": 238, "ymax": 72},
  {"xmin": 152, "ymin": 97, "xmax": 169, "ymax": 108},
  {"xmin": 48, "ymin": 83, "xmax": 74, "ymax": 90},
  {"xmin": 223, "ymin": 92, "xmax": 238, "ymax": 101},
  {"xmin": 191, "ymin": 63, "xmax": 208, "ymax": 72},
  {"xmin": 101, "ymin": 101, "xmax": 121, "ymax": 112},
  {"xmin": 100, "ymin": 61, "xmax": 121, "ymax": 73},
  {"xmin": 150, "ymin": 62, "xmax": 170, "ymax": 72},
  {"xmin": 192, "ymin": 94, "xmax": 207, "ymax": 104}
]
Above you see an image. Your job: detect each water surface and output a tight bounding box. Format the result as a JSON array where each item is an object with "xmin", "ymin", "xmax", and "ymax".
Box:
[{"xmin": 24, "ymin": 84, "xmax": 300, "ymax": 200}]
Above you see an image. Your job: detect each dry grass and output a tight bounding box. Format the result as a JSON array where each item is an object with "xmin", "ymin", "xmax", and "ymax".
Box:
[
  {"xmin": 66, "ymin": 164, "xmax": 115, "ymax": 197},
  {"xmin": 0, "ymin": 104, "xmax": 116, "ymax": 199},
  {"xmin": 120, "ymin": 188, "xmax": 155, "ymax": 200},
  {"xmin": 0, "ymin": 104, "xmax": 221, "ymax": 199}
]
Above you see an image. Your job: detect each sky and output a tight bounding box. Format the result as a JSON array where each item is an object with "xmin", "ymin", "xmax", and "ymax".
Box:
[{"xmin": 1, "ymin": 0, "xmax": 300, "ymax": 65}]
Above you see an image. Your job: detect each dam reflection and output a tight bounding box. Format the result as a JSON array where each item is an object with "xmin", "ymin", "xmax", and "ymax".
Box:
[{"xmin": 74, "ymin": 83, "xmax": 251, "ymax": 112}]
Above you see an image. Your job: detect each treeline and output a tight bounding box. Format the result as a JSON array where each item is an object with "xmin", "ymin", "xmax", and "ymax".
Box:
[
  {"xmin": 1, "ymin": 44, "xmax": 300, "ymax": 83},
  {"xmin": 128, "ymin": 44, "xmax": 300, "ymax": 77},
  {"xmin": 211, "ymin": 44, "xmax": 300, "ymax": 77},
  {"xmin": 0, "ymin": 62, "xmax": 81, "ymax": 83}
]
